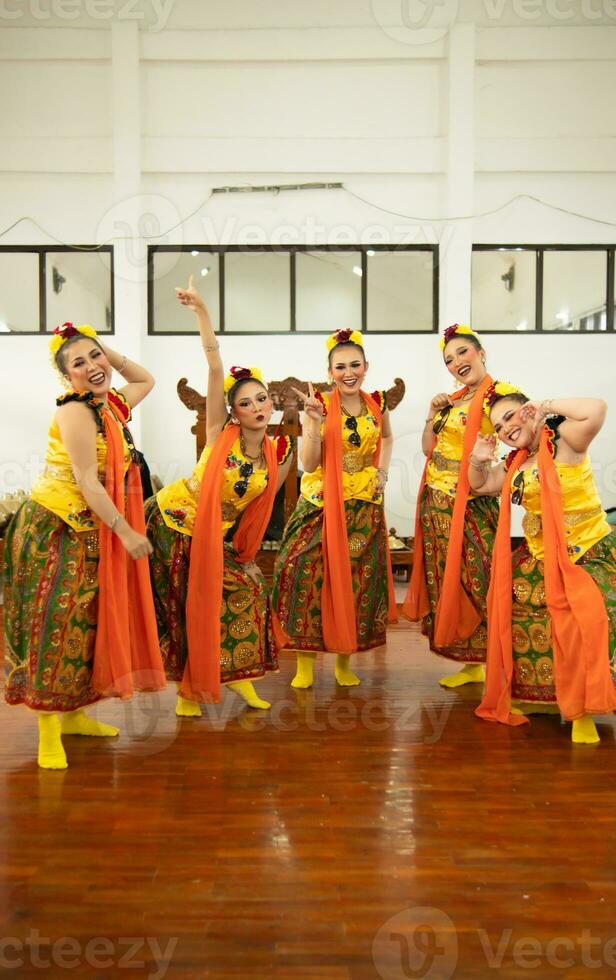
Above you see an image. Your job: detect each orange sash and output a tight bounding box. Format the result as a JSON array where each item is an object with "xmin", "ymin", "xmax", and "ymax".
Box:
[
  {"xmin": 92, "ymin": 405, "xmax": 166, "ymax": 698},
  {"xmin": 403, "ymin": 374, "xmax": 493, "ymax": 646},
  {"xmin": 183, "ymin": 424, "xmax": 286, "ymax": 703},
  {"xmin": 321, "ymin": 389, "xmax": 397, "ymax": 654},
  {"xmin": 477, "ymin": 426, "xmax": 616, "ymax": 726}
]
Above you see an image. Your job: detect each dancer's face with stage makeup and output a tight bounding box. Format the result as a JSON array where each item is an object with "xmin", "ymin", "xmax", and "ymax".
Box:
[
  {"xmin": 490, "ymin": 397, "xmax": 534, "ymax": 449},
  {"xmin": 329, "ymin": 344, "xmax": 367, "ymax": 396},
  {"xmin": 61, "ymin": 338, "xmax": 112, "ymax": 397},
  {"xmin": 443, "ymin": 338, "xmax": 486, "ymax": 389},
  {"xmin": 231, "ymin": 381, "xmax": 273, "ymax": 431}
]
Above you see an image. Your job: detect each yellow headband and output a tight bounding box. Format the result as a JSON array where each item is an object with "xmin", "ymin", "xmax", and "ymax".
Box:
[
  {"xmin": 223, "ymin": 366, "xmax": 266, "ymax": 398},
  {"xmin": 326, "ymin": 328, "xmax": 364, "ymax": 354},
  {"xmin": 484, "ymin": 380, "xmax": 523, "ymax": 413},
  {"xmin": 49, "ymin": 322, "xmax": 98, "ymax": 369},
  {"xmin": 439, "ymin": 323, "xmax": 480, "ymax": 351}
]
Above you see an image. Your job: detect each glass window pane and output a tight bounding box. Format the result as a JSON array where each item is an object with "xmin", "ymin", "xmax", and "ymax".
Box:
[
  {"xmin": 368, "ymin": 250, "xmax": 433, "ymax": 331},
  {"xmin": 225, "ymin": 252, "xmax": 290, "ymax": 332},
  {"xmin": 471, "ymin": 249, "xmax": 536, "ymax": 332},
  {"xmin": 45, "ymin": 251, "xmax": 113, "ymax": 333},
  {"xmin": 0, "ymin": 252, "xmax": 39, "ymax": 333},
  {"xmin": 543, "ymin": 250, "xmax": 606, "ymax": 332},
  {"xmin": 296, "ymin": 251, "xmax": 361, "ymax": 333},
  {"xmin": 151, "ymin": 251, "xmax": 219, "ymax": 333}
]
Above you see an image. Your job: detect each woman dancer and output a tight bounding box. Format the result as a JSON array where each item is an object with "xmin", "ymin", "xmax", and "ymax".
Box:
[
  {"xmin": 470, "ymin": 383, "xmax": 616, "ymax": 743},
  {"xmin": 3, "ymin": 323, "xmax": 165, "ymax": 769},
  {"xmin": 403, "ymin": 324, "xmax": 499, "ymax": 688},
  {"xmin": 272, "ymin": 328, "xmax": 397, "ymax": 689},
  {"xmin": 145, "ymin": 279, "xmax": 294, "ymax": 715}
]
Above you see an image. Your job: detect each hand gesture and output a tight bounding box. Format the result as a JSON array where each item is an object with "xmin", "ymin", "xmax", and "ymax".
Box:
[
  {"xmin": 119, "ymin": 528, "xmax": 153, "ymax": 560},
  {"xmin": 292, "ymin": 382, "xmax": 324, "ymax": 424},
  {"xmin": 175, "ymin": 274, "xmax": 205, "ymax": 314},
  {"xmin": 471, "ymin": 433, "xmax": 498, "ymax": 464},
  {"xmin": 519, "ymin": 400, "xmax": 547, "ymax": 433},
  {"xmin": 429, "ymin": 392, "xmax": 453, "ymax": 416}
]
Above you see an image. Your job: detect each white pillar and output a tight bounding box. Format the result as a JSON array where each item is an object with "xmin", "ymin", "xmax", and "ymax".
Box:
[{"xmin": 440, "ymin": 23, "xmax": 475, "ymax": 328}]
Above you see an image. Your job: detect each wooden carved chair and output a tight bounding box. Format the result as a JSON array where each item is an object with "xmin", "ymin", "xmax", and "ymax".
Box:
[{"xmin": 177, "ymin": 377, "xmax": 412, "ymax": 582}]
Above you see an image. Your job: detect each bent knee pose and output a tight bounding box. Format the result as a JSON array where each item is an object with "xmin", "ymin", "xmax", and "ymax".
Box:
[
  {"xmin": 404, "ymin": 324, "xmax": 499, "ymax": 689},
  {"xmin": 471, "ymin": 383, "xmax": 616, "ymax": 743},
  {"xmin": 3, "ymin": 323, "xmax": 164, "ymax": 769},
  {"xmin": 272, "ymin": 328, "xmax": 397, "ymax": 690},
  {"xmin": 145, "ymin": 279, "xmax": 294, "ymax": 716}
]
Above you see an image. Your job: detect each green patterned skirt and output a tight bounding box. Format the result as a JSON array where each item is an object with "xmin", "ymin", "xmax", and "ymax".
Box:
[
  {"xmin": 144, "ymin": 499, "xmax": 279, "ymax": 685},
  {"xmin": 510, "ymin": 531, "xmax": 616, "ymax": 706},
  {"xmin": 271, "ymin": 496, "xmax": 389, "ymax": 654},
  {"xmin": 420, "ymin": 486, "xmax": 499, "ymax": 663},
  {"xmin": 3, "ymin": 500, "xmax": 103, "ymax": 712}
]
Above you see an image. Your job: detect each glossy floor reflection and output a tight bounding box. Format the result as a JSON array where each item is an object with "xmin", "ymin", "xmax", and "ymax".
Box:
[{"xmin": 1, "ymin": 620, "xmax": 616, "ymax": 979}]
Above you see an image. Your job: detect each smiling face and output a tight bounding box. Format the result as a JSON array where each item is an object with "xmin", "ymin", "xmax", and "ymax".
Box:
[
  {"xmin": 59, "ymin": 337, "xmax": 111, "ymax": 395},
  {"xmin": 443, "ymin": 337, "xmax": 486, "ymax": 387},
  {"xmin": 329, "ymin": 343, "xmax": 367, "ymax": 396},
  {"xmin": 230, "ymin": 380, "xmax": 273, "ymax": 430},
  {"xmin": 490, "ymin": 396, "xmax": 533, "ymax": 449}
]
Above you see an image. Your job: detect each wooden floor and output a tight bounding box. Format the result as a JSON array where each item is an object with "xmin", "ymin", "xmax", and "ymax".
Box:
[{"xmin": 1, "ymin": 620, "xmax": 616, "ymax": 979}]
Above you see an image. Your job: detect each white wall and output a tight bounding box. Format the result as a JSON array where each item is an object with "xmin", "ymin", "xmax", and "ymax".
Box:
[{"xmin": 1, "ymin": 5, "xmax": 615, "ymax": 536}]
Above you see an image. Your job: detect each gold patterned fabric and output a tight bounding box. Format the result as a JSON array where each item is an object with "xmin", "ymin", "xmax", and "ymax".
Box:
[
  {"xmin": 512, "ymin": 454, "xmax": 611, "ymax": 562},
  {"xmin": 426, "ymin": 401, "xmax": 494, "ymax": 497},
  {"xmin": 156, "ymin": 435, "xmax": 291, "ymax": 536},
  {"xmin": 145, "ymin": 500, "xmax": 279, "ymax": 684},
  {"xmin": 300, "ymin": 390, "xmax": 386, "ymax": 508},
  {"xmin": 30, "ymin": 392, "xmax": 133, "ymax": 531},
  {"xmin": 510, "ymin": 533, "xmax": 616, "ymax": 706}
]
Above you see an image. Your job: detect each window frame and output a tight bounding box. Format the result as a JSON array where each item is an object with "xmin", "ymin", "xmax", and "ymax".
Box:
[
  {"xmin": 472, "ymin": 244, "xmax": 615, "ymax": 334},
  {"xmin": 0, "ymin": 244, "xmax": 115, "ymax": 336},
  {"xmin": 147, "ymin": 243, "xmax": 439, "ymax": 336}
]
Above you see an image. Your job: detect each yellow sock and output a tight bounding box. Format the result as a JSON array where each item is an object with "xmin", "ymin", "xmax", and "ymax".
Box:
[
  {"xmin": 38, "ymin": 713, "xmax": 67, "ymax": 770},
  {"xmin": 439, "ymin": 663, "xmax": 486, "ymax": 688},
  {"xmin": 227, "ymin": 680, "xmax": 270, "ymax": 709},
  {"xmin": 335, "ymin": 654, "xmax": 360, "ymax": 687},
  {"xmin": 176, "ymin": 693, "xmax": 202, "ymax": 717},
  {"xmin": 291, "ymin": 652, "xmax": 316, "ymax": 689},
  {"xmin": 60, "ymin": 709, "xmax": 119, "ymax": 737},
  {"xmin": 572, "ymin": 715, "xmax": 600, "ymax": 744}
]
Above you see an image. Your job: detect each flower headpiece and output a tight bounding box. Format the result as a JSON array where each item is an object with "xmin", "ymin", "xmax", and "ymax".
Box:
[
  {"xmin": 49, "ymin": 322, "xmax": 98, "ymax": 368},
  {"xmin": 439, "ymin": 323, "xmax": 480, "ymax": 351},
  {"xmin": 483, "ymin": 380, "xmax": 524, "ymax": 412},
  {"xmin": 223, "ymin": 365, "xmax": 266, "ymax": 399},
  {"xmin": 326, "ymin": 328, "xmax": 364, "ymax": 354}
]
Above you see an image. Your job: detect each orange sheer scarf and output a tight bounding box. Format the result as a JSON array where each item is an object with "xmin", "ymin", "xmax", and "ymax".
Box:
[
  {"xmin": 403, "ymin": 374, "xmax": 493, "ymax": 646},
  {"xmin": 182, "ymin": 424, "xmax": 286, "ymax": 703},
  {"xmin": 477, "ymin": 426, "xmax": 616, "ymax": 726},
  {"xmin": 93, "ymin": 404, "xmax": 166, "ymax": 698},
  {"xmin": 321, "ymin": 389, "xmax": 397, "ymax": 654}
]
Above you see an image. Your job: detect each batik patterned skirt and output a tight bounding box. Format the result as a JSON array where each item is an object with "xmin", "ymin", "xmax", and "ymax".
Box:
[
  {"xmin": 510, "ymin": 531, "xmax": 616, "ymax": 706},
  {"xmin": 271, "ymin": 496, "xmax": 389, "ymax": 653},
  {"xmin": 145, "ymin": 500, "xmax": 279, "ymax": 685},
  {"xmin": 420, "ymin": 486, "xmax": 499, "ymax": 663},
  {"xmin": 3, "ymin": 499, "xmax": 103, "ymax": 712}
]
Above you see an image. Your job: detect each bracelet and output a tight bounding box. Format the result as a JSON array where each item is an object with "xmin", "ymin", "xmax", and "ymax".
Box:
[
  {"xmin": 118, "ymin": 355, "xmax": 128, "ymax": 373},
  {"xmin": 109, "ymin": 513, "xmax": 121, "ymax": 532},
  {"xmin": 203, "ymin": 342, "xmax": 220, "ymax": 352},
  {"xmin": 378, "ymin": 468, "xmax": 388, "ymax": 482},
  {"xmin": 425, "ymin": 416, "xmax": 435, "ymax": 424},
  {"xmin": 469, "ymin": 455, "xmax": 488, "ymax": 469}
]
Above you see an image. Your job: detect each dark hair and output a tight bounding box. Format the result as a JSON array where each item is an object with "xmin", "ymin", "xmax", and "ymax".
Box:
[
  {"xmin": 443, "ymin": 333, "xmax": 483, "ymax": 357},
  {"xmin": 328, "ymin": 341, "xmax": 366, "ymax": 367},
  {"xmin": 488, "ymin": 392, "xmax": 529, "ymax": 414},
  {"xmin": 56, "ymin": 333, "xmax": 104, "ymax": 374},
  {"xmin": 227, "ymin": 377, "xmax": 268, "ymax": 408}
]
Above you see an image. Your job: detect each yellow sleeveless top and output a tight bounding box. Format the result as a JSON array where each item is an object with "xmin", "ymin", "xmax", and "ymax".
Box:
[
  {"xmin": 300, "ymin": 390, "xmax": 386, "ymax": 508},
  {"xmin": 30, "ymin": 389, "xmax": 133, "ymax": 532},
  {"xmin": 157, "ymin": 434, "xmax": 293, "ymax": 538},
  {"xmin": 426, "ymin": 399, "xmax": 495, "ymax": 497},
  {"xmin": 512, "ymin": 454, "xmax": 610, "ymax": 562}
]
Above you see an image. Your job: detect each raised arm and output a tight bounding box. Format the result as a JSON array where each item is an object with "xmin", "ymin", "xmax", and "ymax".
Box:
[
  {"xmin": 422, "ymin": 392, "xmax": 453, "ymax": 456},
  {"xmin": 175, "ymin": 275, "xmax": 227, "ymax": 443},
  {"xmin": 376, "ymin": 409, "xmax": 393, "ymax": 492},
  {"xmin": 468, "ymin": 433, "xmax": 507, "ymax": 496},
  {"xmin": 56, "ymin": 401, "xmax": 152, "ymax": 559},
  {"xmin": 98, "ymin": 341, "xmax": 154, "ymax": 409},
  {"xmin": 521, "ymin": 397, "xmax": 607, "ymax": 458},
  {"xmin": 292, "ymin": 382, "xmax": 324, "ymax": 473}
]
